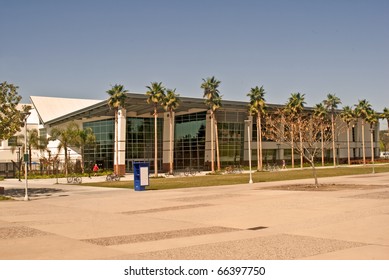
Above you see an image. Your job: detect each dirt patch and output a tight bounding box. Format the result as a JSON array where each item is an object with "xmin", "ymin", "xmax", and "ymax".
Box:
[{"xmin": 262, "ymin": 184, "xmax": 388, "ymax": 191}]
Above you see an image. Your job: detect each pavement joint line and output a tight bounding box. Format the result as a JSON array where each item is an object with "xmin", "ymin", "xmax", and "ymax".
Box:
[
  {"xmin": 121, "ymin": 203, "xmax": 214, "ymax": 215},
  {"xmin": 81, "ymin": 226, "xmax": 240, "ymax": 246}
]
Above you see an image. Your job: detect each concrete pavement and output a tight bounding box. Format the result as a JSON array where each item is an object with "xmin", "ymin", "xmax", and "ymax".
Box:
[{"xmin": 0, "ymin": 173, "xmax": 388, "ymax": 259}]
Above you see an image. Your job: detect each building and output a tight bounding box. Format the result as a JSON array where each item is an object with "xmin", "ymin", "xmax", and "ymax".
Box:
[{"xmin": 0, "ymin": 93, "xmax": 381, "ymax": 177}]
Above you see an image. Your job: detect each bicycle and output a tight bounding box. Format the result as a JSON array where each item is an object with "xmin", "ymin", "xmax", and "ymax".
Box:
[
  {"xmin": 106, "ymin": 173, "xmax": 120, "ymax": 181},
  {"xmin": 165, "ymin": 171, "xmax": 179, "ymax": 177},
  {"xmin": 184, "ymin": 167, "xmax": 199, "ymax": 176},
  {"xmin": 67, "ymin": 175, "xmax": 82, "ymax": 184},
  {"xmin": 225, "ymin": 165, "xmax": 243, "ymax": 174}
]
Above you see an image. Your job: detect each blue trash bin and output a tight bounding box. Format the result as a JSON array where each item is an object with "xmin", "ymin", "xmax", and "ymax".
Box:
[{"xmin": 133, "ymin": 162, "xmax": 149, "ymax": 191}]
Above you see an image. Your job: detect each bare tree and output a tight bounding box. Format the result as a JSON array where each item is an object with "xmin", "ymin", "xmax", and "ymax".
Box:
[{"xmin": 266, "ymin": 109, "xmax": 332, "ymax": 187}]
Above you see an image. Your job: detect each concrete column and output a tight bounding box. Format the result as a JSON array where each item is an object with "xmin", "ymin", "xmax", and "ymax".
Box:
[
  {"xmin": 115, "ymin": 108, "xmax": 126, "ymax": 175},
  {"xmin": 162, "ymin": 112, "xmax": 175, "ymax": 172},
  {"xmin": 243, "ymin": 116, "xmax": 253, "ymax": 165}
]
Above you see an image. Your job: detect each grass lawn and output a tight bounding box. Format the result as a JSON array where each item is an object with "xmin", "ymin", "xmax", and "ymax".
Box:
[
  {"xmin": 82, "ymin": 164, "xmax": 389, "ymax": 191},
  {"xmin": 0, "ymin": 196, "xmax": 12, "ymax": 201}
]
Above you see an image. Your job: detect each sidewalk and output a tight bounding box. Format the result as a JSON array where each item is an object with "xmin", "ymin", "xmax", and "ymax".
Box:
[{"xmin": 1, "ymin": 172, "xmax": 388, "ymax": 259}]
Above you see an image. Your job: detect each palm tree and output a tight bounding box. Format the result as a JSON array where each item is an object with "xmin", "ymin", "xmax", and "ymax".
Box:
[
  {"xmin": 50, "ymin": 122, "xmax": 80, "ymax": 176},
  {"xmin": 247, "ymin": 86, "xmax": 266, "ymax": 171},
  {"xmin": 76, "ymin": 127, "xmax": 96, "ymax": 173},
  {"xmin": 286, "ymin": 93, "xmax": 306, "ymax": 168},
  {"xmin": 212, "ymin": 95, "xmax": 222, "ymax": 172},
  {"xmin": 162, "ymin": 88, "xmax": 180, "ymax": 175},
  {"xmin": 107, "ymin": 84, "xmax": 128, "ymax": 175},
  {"xmin": 366, "ymin": 110, "xmax": 379, "ymax": 172},
  {"xmin": 313, "ymin": 103, "xmax": 328, "ymax": 166},
  {"xmin": 340, "ymin": 106, "xmax": 355, "ymax": 165},
  {"xmin": 323, "ymin": 94, "xmax": 341, "ymax": 167},
  {"xmin": 26, "ymin": 128, "xmax": 48, "ymax": 170},
  {"xmin": 381, "ymin": 107, "xmax": 389, "ymax": 131},
  {"xmin": 146, "ymin": 82, "xmax": 166, "ymax": 177},
  {"xmin": 354, "ymin": 99, "xmax": 372, "ymax": 165},
  {"xmin": 201, "ymin": 76, "xmax": 222, "ymax": 172}
]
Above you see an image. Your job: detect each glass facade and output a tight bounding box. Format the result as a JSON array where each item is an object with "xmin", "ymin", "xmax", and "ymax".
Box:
[
  {"xmin": 218, "ymin": 122, "xmax": 244, "ymax": 165},
  {"xmin": 83, "ymin": 119, "xmax": 114, "ymax": 169},
  {"xmin": 83, "ymin": 117, "xmax": 164, "ymax": 172},
  {"xmin": 174, "ymin": 112, "xmax": 206, "ymax": 170},
  {"xmin": 126, "ymin": 117, "xmax": 163, "ymax": 172}
]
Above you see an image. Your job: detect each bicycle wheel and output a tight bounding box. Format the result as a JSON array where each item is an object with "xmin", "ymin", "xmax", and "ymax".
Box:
[
  {"xmin": 114, "ymin": 175, "xmax": 120, "ymax": 181},
  {"xmin": 106, "ymin": 175, "xmax": 112, "ymax": 181},
  {"xmin": 184, "ymin": 167, "xmax": 190, "ymax": 176},
  {"xmin": 67, "ymin": 177, "xmax": 72, "ymax": 183},
  {"xmin": 75, "ymin": 177, "xmax": 82, "ymax": 184}
]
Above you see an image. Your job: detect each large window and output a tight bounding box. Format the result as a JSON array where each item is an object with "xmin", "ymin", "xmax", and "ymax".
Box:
[
  {"xmin": 174, "ymin": 112, "xmax": 206, "ymax": 170},
  {"xmin": 215, "ymin": 111, "xmax": 245, "ymax": 165},
  {"xmin": 218, "ymin": 122, "xmax": 244, "ymax": 164},
  {"xmin": 83, "ymin": 119, "xmax": 114, "ymax": 169},
  {"xmin": 84, "ymin": 117, "xmax": 164, "ymax": 172},
  {"xmin": 126, "ymin": 117, "xmax": 163, "ymax": 172}
]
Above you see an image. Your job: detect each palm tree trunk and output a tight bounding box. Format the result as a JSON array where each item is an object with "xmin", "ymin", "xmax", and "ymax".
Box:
[
  {"xmin": 321, "ymin": 126, "xmax": 324, "ymax": 166},
  {"xmin": 115, "ymin": 109, "xmax": 119, "ymax": 175},
  {"xmin": 361, "ymin": 120, "xmax": 366, "ymax": 165},
  {"xmin": 64, "ymin": 146, "xmax": 68, "ymax": 177},
  {"xmin": 210, "ymin": 113, "xmax": 215, "ymax": 172},
  {"xmin": 169, "ymin": 110, "xmax": 173, "ymax": 174},
  {"xmin": 154, "ymin": 108, "xmax": 158, "ymax": 177},
  {"xmin": 29, "ymin": 145, "xmax": 32, "ymax": 171},
  {"xmin": 299, "ymin": 120, "xmax": 303, "ymax": 169},
  {"xmin": 331, "ymin": 113, "xmax": 336, "ymax": 167},
  {"xmin": 215, "ymin": 119, "xmax": 221, "ymax": 172},
  {"xmin": 371, "ymin": 128, "xmax": 375, "ymax": 173},
  {"xmin": 258, "ymin": 115, "xmax": 262, "ymax": 171},
  {"xmin": 347, "ymin": 125, "xmax": 351, "ymax": 165},
  {"xmin": 291, "ymin": 126, "xmax": 295, "ymax": 169}
]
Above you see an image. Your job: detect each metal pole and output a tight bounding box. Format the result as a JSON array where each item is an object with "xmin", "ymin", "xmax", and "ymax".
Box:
[
  {"xmin": 17, "ymin": 147, "xmax": 21, "ymax": 182},
  {"xmin": 24, "ymin": 112, "xmax": 30, "ymax": 201},
  {"xmin": 245, "ymin": 120, "xmax": 253, "ymax": 184}
]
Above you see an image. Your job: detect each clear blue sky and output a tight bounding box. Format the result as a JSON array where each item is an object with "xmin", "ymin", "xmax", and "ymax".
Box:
[{"xmin": 1, "ymin": 0, "xmax": 388, "ymax": 121}]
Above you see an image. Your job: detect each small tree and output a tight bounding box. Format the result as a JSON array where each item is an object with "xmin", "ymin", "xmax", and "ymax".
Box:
[
  {"xmin": 266, "ymin": 109, "xmax": 332, "ymax": 187},
  {"xmin": 0, "ymin": 82, "xmax": 31, "ymax": 140},
  {"xmin": 340, "ymin": 106, "xmax": 356, "ymax": 165},
  {"xmin": 27, "ymin": 128, "xmax": 48, "ymax": 170},
  {"xmin": 313, "ymin": 103, "xmax": 329, "ymax": 166},
  {"xmin": 76, "ymin": 127, "xmax": 96, "ymax": 173},
  {"xmin": 286, "ymin": 93, "xmax": 306, "ymax": 169},
  {"xmin": 50, "ymin": 122, "xmax": 80, "ymax": 176}
]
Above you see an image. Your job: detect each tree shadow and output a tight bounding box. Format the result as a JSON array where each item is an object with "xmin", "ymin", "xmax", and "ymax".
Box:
[{"xmin": 4, "ymin": 188, "xmax": 66, "ymax": 198}]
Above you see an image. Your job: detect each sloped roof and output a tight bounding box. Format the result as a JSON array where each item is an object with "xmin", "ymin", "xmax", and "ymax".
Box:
[{"xmin": 30, "ymin": 96, "xmax": 102, "ymax": 124}]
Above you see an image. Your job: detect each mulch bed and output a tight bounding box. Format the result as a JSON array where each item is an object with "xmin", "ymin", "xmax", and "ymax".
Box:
[{"xmin": 263, "ymin": 184, "xmax": 388, "ymax": 191}]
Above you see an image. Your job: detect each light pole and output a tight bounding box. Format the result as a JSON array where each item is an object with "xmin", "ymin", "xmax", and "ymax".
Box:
[
  {"xmin": 245, "ymin": 120, "xmax": 253, "ymax": 184},
  {"xmin": 16, "ymin": 147, "xmax": 21, "ymax": 181},
  {"xmin": 23, "ymin": 112, "xmax": 31, "ymax": 201}
]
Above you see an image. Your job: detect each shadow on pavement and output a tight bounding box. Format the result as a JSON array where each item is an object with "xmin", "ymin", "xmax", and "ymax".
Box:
[{"xmin": 4, "ymin": 188, "xmax": 66, "ymax": 198}]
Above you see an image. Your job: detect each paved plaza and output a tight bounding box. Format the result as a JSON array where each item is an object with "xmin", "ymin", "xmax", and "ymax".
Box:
[{"xmin": 0, "ymin": 173, "xmax": 389, "ymax": 260}]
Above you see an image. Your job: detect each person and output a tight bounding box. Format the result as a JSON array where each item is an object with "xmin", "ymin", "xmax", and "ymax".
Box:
[
  {"xmin": 93, "ymin": 163, "xmax": 99, "ymax": 176},
  {"xmin": 282, "ymin": 159, "xmax": 286, "ymax": 169}
]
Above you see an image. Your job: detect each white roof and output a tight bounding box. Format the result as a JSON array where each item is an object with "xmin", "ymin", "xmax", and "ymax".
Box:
[{"xmin": 30, "ymin": 96, "xmax": 102, "ymax": 124}]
